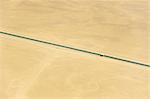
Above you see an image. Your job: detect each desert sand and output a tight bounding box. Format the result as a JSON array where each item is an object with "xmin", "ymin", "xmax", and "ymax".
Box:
[{"xmin": 0, "ymin": 0, "xmax": 150, "ymax": 99}]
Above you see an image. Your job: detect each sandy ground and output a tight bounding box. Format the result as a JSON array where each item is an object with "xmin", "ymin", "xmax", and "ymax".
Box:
[
  {"xmin": 1, "ymin": 34, "xmax": 150, "ymax": 99},
  {"xmin": 0, "ymin": 0, "xmax": 150, "ymax": 99},
  {"xmin": 0, "ymin": 0, "xmax": 150, "ymax": 63}
]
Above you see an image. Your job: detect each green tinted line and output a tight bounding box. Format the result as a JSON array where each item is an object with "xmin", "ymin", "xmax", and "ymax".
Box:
[
  {"xmin": 103, "ymin": 55, "xmax": 150, "ymax": 67},
  {"xmin": 0, "ymin": 31, "xmax": 104, "ymax": 56},
  {"xmin": 0, "ymin": 31, "xmax": 149, "ymax": 67}
]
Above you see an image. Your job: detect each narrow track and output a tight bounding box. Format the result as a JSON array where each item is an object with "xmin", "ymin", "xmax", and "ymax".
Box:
[{"xmin": 0, "ymin": 31, "xmax": 149, "ymax": 67}]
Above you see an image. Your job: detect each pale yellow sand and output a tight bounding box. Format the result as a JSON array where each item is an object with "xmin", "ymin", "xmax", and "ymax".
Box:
[
  {"xmin": 0, "ymin": 0, "xmax": 150, "ymax": 99},
  {"xmin": 0, "ymin": 0, "xmax": 149, "ymax": 63},
  {"xmin": 0, "ymin": 35, "xmax": 150, "ymax": 99}
]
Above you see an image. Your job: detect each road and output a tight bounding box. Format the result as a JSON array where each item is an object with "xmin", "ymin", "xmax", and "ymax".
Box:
[{"xmin": 0, "ymin": 0, "xmax": 150, "ymax": 99}]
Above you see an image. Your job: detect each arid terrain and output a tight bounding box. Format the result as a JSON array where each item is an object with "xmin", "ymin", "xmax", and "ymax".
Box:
[{"xmin": 0, "ymin": 0, "xmax": 150, "ymax": 99}]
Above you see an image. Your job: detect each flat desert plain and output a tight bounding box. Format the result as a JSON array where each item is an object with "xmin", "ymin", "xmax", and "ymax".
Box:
[{"xmin": 0, "ymin": 0, "xmax": 150, "ymax": 99}]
